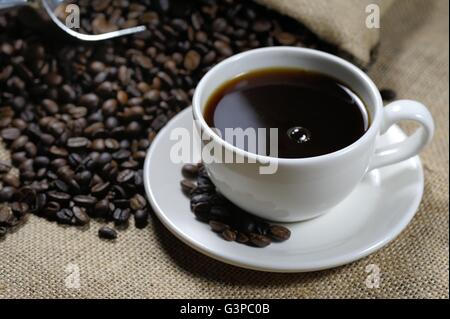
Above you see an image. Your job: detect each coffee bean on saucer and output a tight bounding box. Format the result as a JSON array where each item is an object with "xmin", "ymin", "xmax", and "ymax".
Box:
[
  {"xmin": 209, "ymin": 220, "xmax": 229, "ymax": 233},
  {"xmin": 221, "ymin": 229, "xmax": 237, "ymax": 241},
  {"xmin": 236, "ymin": 232, "xmax": 249, "ymax": 244},
  {"xmin": 249, "ymin": 233, "xmax": 271, "ymax": 247},
  {"xmin": 98, "ymin": 226, "xmax": 117, "ymax": 240},
  {"xmin": 180, "ymin": 179, "xmax": 196, "ymax": 196},
  {"xmin": 269, "ymin": 225, "xmax": 291, "ymax": 241},
  {"xmin": 182, "ymin": 164, "xmax": 199, "ymax": 179}
]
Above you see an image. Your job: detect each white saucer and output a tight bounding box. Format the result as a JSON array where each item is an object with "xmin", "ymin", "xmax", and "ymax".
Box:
[{"xmin": 143, "ymin": 107, "xmax": 424, "ymax": 272}]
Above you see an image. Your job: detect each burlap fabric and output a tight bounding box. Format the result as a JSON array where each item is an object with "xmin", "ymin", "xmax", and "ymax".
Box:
[
  {"xmin": 0, "ymin": 0, "xmax": 448, "ymax": 299},
  {"xmin": 257, "ymin": 0, "xmax": 395, "ymax": 67}
]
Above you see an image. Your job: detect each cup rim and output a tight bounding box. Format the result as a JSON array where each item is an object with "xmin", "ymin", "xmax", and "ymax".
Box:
[{"xmin": 192, "ymin": 47, "xmax": 383, "ymax": 164}]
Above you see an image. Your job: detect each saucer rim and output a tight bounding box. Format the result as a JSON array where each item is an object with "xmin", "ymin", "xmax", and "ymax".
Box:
[{"xmin": 143, "ymin": 107, "xmax": 424, "ymax": 273}]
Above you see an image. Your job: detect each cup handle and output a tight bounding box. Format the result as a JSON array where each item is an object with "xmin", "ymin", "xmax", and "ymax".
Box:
[{"xmin": 368, "ymin": 100, "xmax": 434, "ymax": 171}]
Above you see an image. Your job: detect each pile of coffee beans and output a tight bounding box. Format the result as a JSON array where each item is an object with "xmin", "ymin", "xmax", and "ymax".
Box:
[
  {"xmin": 181, "ymin": 163, "xmax": 291, "ymax": 247},
  {"xmin": 0, "ymin": 0, "xmax": 335, "ymax": 240}
]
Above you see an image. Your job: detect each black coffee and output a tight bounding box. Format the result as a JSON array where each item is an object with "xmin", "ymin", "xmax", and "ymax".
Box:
[{"xmin": 204, "ymin": 68, "xmax": 369, "ymax": 158}]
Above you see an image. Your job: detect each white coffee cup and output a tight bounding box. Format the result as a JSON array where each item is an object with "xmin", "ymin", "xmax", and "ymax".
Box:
[{"xmin": 192, "ymin": 47, "xmax": 434, "ymax": 222}]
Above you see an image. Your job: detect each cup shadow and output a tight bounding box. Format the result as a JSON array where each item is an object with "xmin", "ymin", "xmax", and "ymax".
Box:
[{"xmin": 150, "ymin": 215, "xmax": 351, "ymax": 289}]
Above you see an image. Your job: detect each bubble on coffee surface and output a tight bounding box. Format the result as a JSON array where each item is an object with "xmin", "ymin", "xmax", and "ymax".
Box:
[{"xmin": 287, "ymin": 126, "xmax": 312, "ymax": 144}]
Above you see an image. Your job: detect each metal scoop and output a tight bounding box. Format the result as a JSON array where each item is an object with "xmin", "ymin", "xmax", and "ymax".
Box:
[{"xmin": 0, "ymin": 0, "xmax": 146, "ymax": 41}]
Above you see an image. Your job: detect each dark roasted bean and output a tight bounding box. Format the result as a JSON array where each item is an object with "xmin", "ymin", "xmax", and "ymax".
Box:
[
  {"xmin": 1, "ymin": 127, "xmax": 20, "ymax": 140},
  {"xmin": 56, "ymin": 208, "xmax": 73, "ymax": 225},
  {"xmin": 67, "ymin": 137, "xmax": 90, "ymax": 149},
  {"xmin": 0, "ymin": 160, "xmax": 12, "ymax": 173},
  {"xmin": 236, "ymin": 232, "xmax": 249, "ymax": 244},
  {"xmin": 113, "ymin": 208, "xmax": 130, "ymax": 225},
  {"xmin": 0, "ymin": 206, "xmax": 13, "ymax": 224},
  {"xmin": 269, "ymin": 225, "xmax": 291, "ymax": 241},
  {"xmin": 221, "ymin": 229, "xmax": 237, "ymax": 241},
  {"xmin": 130, "ymin": 194, "xmax": 146, "ymax": 210},
  {"xmin": 73, "ymin": 195, "xmax": 97, "ymax": 207},
  {"xmin": 134, "ymin": 209, "xmax": 149, "ymax": 229},
  {"xmin": 180, "ymin": 179, "xmax": 196, "ymax": 196},
  {"xmin": 2, "ymin": 175, "xmax": 20, "ymax": 188},
  {"xmin": 116, "ymin": 169, "xmax": 135, "ymax": 183},
  {"xmin": 98, "ymin": 226, "xmax": 117, "ymax": 240},
  {"xmin": 249, "ymin": 233, "xmax": 271, "ymax": 247},
  {"xmin": 72, "ymin": 206, "xmax": 90, "ymax": 226},
  {"xmin": 182, "ymin": 164, "xmax": 199, "ymax": 179},
  {"xmin": 209, "ymin": 220, "xmax": 229, "ymax": 233},
  {"xmin": 48, "ymin": 191, "xmax": 71, "ymax": 203},
  {"xmin": 0, "ymin": 186, "xmax": 16, "ymax": 202}
]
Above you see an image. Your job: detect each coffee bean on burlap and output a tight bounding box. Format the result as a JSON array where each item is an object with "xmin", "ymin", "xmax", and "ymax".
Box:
[{"xmin": 98, "ymin": 226, "xmax": 117, "ymax": 240}]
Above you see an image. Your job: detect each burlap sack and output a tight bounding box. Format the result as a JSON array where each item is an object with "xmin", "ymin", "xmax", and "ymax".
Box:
[
  {"xmin": 256, "ymin": 0, "xmax": 395, "ymax": 67},
  {"xmin": 0, "ymin": 0, "xmax": 448, "ymax": 298}
]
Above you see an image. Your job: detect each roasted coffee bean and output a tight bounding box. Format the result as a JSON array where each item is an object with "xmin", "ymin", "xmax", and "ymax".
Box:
[
  {"xmin": 42, "ymin": 99, "xmax": 59, "ymax": 114},
  {"xmin": 113, "ymin": 208, "xmax": 130, "ymax": 225},
  {"xmin": 0, "ymin": 186, "xmax": 16, "ymax": 202},
  {"xmin": 67, "ymin": 137, "xmax": 90, "ymax": 149},
  {"xmin": 94, "ymin": 198, "xmax": 110, "ymax": 218},
  {"xmin": 0, "ymin": 206, "xmax": 13, "ymax": 224},
  {"xmin": 98, "ymin": 226, "xmax": 117, "ymax": 240},
  {"xmin": 209, "ymin": 220, "xmax": 229, "ymax": 233},
  {"xmin": 44, "ymin": 201, "xmax": 60, "ymax": 220},
  {"xmin": 380, "ymin": 88, "xmax": 397, "ymax": 101},
  {"xmin": 10, "ymin": 135, "xmax": 28, "ymax": 151},
  {"xmin": 180, "ymin": 179, "xmax": 196, "ymax": 195},
  {"xmin": 14, "ymin": 186, "xmax": 36, "ymax": 205},
  {"xmin": 134, "ymin": 209, "xmax": 149, "ymax": 229},
  {"xmin": 236, "ymin": 232, "xmax": 249, "ymax": 244},
  {"xmin": 48, "ymin": 191, "xmax": 71, "ymax": 203},
  {"xmin": 209, "ymin": 206, "xmax": 232, "ymax": 223},
  {"xmin": 221, "ymin": 229, "xmax": 237, "ymax": 241},
  {"xmin": 56, "ymin": 208, "xmax": 74, "ymax": 225},
  {"xmin": 2, "ymin": 175, "xmax": 20, "ymax": 188},
  {"xmin": 34, "ymin": 193, "xmax": 47, "ymax": 212},
  {"xmin": 182, "ymin": 164, "xmax": 198, "ymax": 179},
  {"xmin": 49, "ymin": 146, "xmax": 68, "ymax": 157},
  {"xmin": 1, "ymin": 127, "xmax": 20, "ymax": 140},
  {"xmin": 73, "ymin": 195, "xmax": 97, "ymax": 207},
  {"xmin": 249, "ymin": 233, "xmax": 271, "ymax": 247},
  {"xmin": 23, "ymin": 142, "xmax": 37, "ymax": 157},
  {"xmin": 0, "ymin": 226, "xmax": 7, "ymax": 238},
  {"xmin": 91, "ymin": 182, "xmax": 110, "ymax": 197},
  {"xmin": 117, "ymin": 169, "xmax": 135, "ymax": 183},
  {"xmin": 34, "ymin": 156, "xmax": 50, "ymax": 168},
  {"xmin": 72, "ymin": 206, "xmax": 90, "ymax": 226},
  {"xmin": 130, "ymin": 194, "xmax": 146, "ymax": 210},
  {"xmin": 11, "ymin": 152, "xmax": 27, "ymax": 166},
  {"xmin": 0, "ymin": 160, "xmax": 12, "ymax": 173},
  {"xmin": 112, "ymin": 149, "xmax": 131, "ymax": 161},
  {"xmin": 10, "ymin": 201, "xmax": 29, "ymax": 217},
  {"xmin": 184, "ymin": 50, "xmax": 201, "ymax": 71},
  {"xmin": 269, "ymin": 225, "xmax": 291, "ymax": 241}
]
